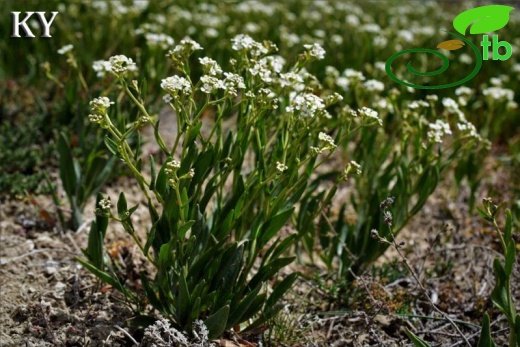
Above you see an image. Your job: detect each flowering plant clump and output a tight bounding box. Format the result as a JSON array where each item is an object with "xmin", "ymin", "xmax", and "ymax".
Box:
[{"xmin": 78, "ymin": 37, "xmax": 369, "ymax": 339}]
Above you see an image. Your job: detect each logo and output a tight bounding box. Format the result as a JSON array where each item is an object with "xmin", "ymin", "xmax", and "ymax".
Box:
[
  {"xmin": 385, "ymin": 5, "xmax": 514, "ymax": 90},
  {"xmin": 11, "ymin": 12, "xmax": 59, "ymax": 38}
]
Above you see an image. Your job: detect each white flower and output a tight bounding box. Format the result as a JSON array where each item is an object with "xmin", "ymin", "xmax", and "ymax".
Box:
[
  {"xmin": 231, "ymin": 34, "xmax": 268, "ymax": 56},
  {"xmin": 455, "ymin": 86, "xmax": 473, "ymax": 96},
  {"xmin": 459, "ymin": 53, "xmax": 473, "ymax": 64},
  {"xmin": 344, "ymin": 68, "xmax": 365, "ymax": 82},
  {"xmin": 350, "ymin": 160, "xmax": 362, "ymax": 175},
  {"xmin": 161, "ymin": 75, "xmax": 192, "ymax": 97},
  {"xmin": 358, "ymin": 107, "xmax": 382, "ymax": 126},
  {"xmin": 278, "ymin": 72, "xmax": 304, "ymax": 90},
  {"xmin": 442, "ymin": 97, "xmax": 460, "ymax": 113},
  {"xmin": 286, "ymin": 93, "xmax": 326, "ymax": 118},
  {"xmin": 88, "ymin": 114, "xmax": 103, "ymax": 124},
  {"xmin": 99, "ymin": 198, "xmax": 111, "ymax": 211},
  {"xmin": 303, "ymin": 43, "xmax": 326, "ymax": 60},
  {"xmin": 223, "ymin": 72, "xmax": 246, "ymax": 97},
  {"xmin": 90, "ymin": 96, "xmax": 114, "ymax": 114},
  {"xmin": 199, "ymin": 57, "xmax": 222, "ymax": 76},
  {"xmin": 426, "ymin": 94, "xmax": 438, "ymax": 102},
  {"xmin": 200, "ymin": 75, "xmax": 225, "ymax": 93},
  {"xmin": 108, "ymin": 55, "xmax": 137, "ymax": 74},
  {"xmin": 144, "ymin": 32, "xmax": 174, "ymax": 49},
  {"xmin": 364, "ymin": 79, "xmax": 384, "ymax": 92},
  {"xmin": 373, "ymin": 36, "xmax": 388, "ymax": 48},
  {"xmin": 427, "ymin": 120, "xmax": 452, "ymax": 143},
  {"xmin": 408, "ymin": 100, "xmax": 429, "ymax": 109},
  {"xmin": 276, "ymin": 161, "xmax": 288, "ymax": 172},
  {"xmin": 57, "ymin": 44, "xmax": 73, "ymax": 55},
  {"xmin": 318, "ymin": 132, "xmax": 337, "ymax": 148},
  {"xmin": 482, "ymin": 87, "xmax": 514, "ymax": 101},
  {"xmin": 92, "ymin": 60, "xmax": 112, "ymax": 77}
]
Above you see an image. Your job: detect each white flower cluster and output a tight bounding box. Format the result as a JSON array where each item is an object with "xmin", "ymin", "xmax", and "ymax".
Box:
[
  {"xmin": 161, "ymin": 75, "xmax": 192, "ymax": 101},
  {"xmin": 482, "ymin": 87, "xmax": 514, "ymax": 101},
  {"xmin": 350, "ymin": 106, "xmax": 382, "ymax": 126},
  {"xmin": 200, "ymin": 75, "xmax": 225, "ymax": 94},
  {"xmin": 427, "ymin": 120, "xmax": 452, "ymax": 143},
  {"xmin": 88, "ymin": 96, "xmax": 114, "ymax": 124},
  {"xmin": 223, "ymin": 72, "xmax": 246, "ymax": 97},
  {"xmin": 99, "ymin": 197, "xmax": 111, "ymax": 211},
  {"xmin": 336, "ymin": 68, "xmax": 366, "ymax": 91},
  {"xmin": 231, "ymin": 34, "xmax": 270, "ymax": 56},
  {"xmin": 364, "ymin": 79, "xmax": 384, "ymax": 92},
  {"xmin": 318, "ymin": 132, "xmax": 337, "ymax": 148},
  {"xmin": 92, "ymin": 55, "xmax": 137, "ymax": 77},
  {"xmin": 57, "ymin": 44, "xmax": 73, "ymax": 55},
  {"xmin": 108, "ymin": 55, "xmax": 138, "ymax": 74},
  {"xmin": 276, "ymin": 161, "xmax": 288, "ymax": 172},
  {"xmin": 286, "ymin": 93, "xmax": 326, "ymax": 118},
  {"xmin": 303, "ymin": 43, "xmax": 326, "ymax": 60},
  {"xmin": 199, "ymin": 57, "xmax": 223, "ymax": 76},
  {"xmin": 167, "ymin": 37, "xmax": 203, "ymax": 61},
  {"xmin": 408, "ymin": 100, "xmax": 429, "ymax": 110},
  {"xmin": 145, "ymin": 32, "xmax": 174, "ymax": 49}
]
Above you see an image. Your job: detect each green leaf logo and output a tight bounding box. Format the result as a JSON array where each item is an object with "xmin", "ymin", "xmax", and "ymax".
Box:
[{"xmin": 453, "ymin": 5, "xmax": 514, "ymax": 35}]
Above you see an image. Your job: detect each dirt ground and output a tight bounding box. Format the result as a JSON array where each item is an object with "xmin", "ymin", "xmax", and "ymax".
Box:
[{"xmin": 1, "ymin": 152, "xmax": 517, "ymax": 347}]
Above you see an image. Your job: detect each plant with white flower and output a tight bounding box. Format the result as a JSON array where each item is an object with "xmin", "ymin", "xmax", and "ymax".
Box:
[
  {"xmin": 231, "ymin": 34, "xmax": 269, "ymax": 57},
  {"xmin": 222, "ymin": 72, "xmax": 245, "ymax": 97},
  {"xmin": 277, "ymin": 72, "xmax": 305, "ymax": 91},
  {"xmin": 318, "ymin": 132, "xmax": 337, "ymax": 149},
  {"xmin": 98, "ymin": 197, "xmax": 111, "ymax": 211},
  {"xmin": 358, "ymin": 107, "xmax": 382, "ymax": 126},
  {"xmin": 108, "ymin": 55, "xmax": 138, "ymax": 76},
  {"xmin": 199, "ymin": 57, "xmax": 223, "ymax": 76},
  {"xmin": 92, "ymin": 60, "xmax": 112, "ymax": 78},
  {"xmin": 427, "ymin": 120, "xmax": 452, "ymax": 143},
  {"xmin": 286, "ymin": 93, "xmax": 326, "ymax": 118},
  {"xmin": 276, "ymin": 161, "xmax": 288, "ymax": 173},
  {"xmin": 426, "ymin": 95, "xmax": 438, "ymax": 102},
  {"xmin": 89, "ymin": 96, "xmax": 114, "ymax": 115},
  {"xmin": 482, "ymin": 87, "xmax": 514, "ymax": 101},
  {"xmin": 249, "ymin": 60, "xmax": 273, "ymax": 83},
  {"xmin": 57, "ymin": 44, "xmax": 74, "ymax": 55},
  {"xmin": 144, "ymin": 32, "xmax": 174, "ymax": 49},
  {"xmin": 257, "ymin": 88, "xmax": 278, "ymax": 109},
  {"xmin": 364, "ymin": 79, "xmax": 384, "ymax": 92},
  {"xmin": 259, "ymin": 55, "xmax": 285, "ymax": 73},
  {"xmin": 303, "ymin": 42, "xmax": 326, "ymax": 60},
  {"xmin": 340, "ymin": 160, "xmax": 362, "ymax": 181},
  {"xmin": 442, "ymin": 97, "xmax": 462, "ymax": 114},
  {"xmin": 344, "ymin": 68, "xmax": 366, "ymax": 83},
  {"xmin": 161, "ymin": 75, "xmax": 192, "ymax": 99},
  {"xmin": 199, "ymin": 75, "xmax": 225, "ymax": 94},
  {"xmin": 408, "ymin": 100, "xmax": 429, "ymax": 110},
  {"xmin": 167, "ymin": 37, "xmax": 203, "ymax": 65}
]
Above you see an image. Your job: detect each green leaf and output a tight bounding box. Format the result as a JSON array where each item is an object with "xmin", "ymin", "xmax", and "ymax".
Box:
[
  {"xmin": 178, "ymin": 220, "xmax": 195, "ymax": 239},
  {"xmin": 404, "ymin": 328, "xmax": 431, "ymax": 347},
  {"xmin": 260, "ymin": 207, "xmax": 295, "ymax": 247},
  {"xmin": 140, "ymin": 273, "xmax": 162, "ymax": 311},
  {"xmin": 228, "ymin": 285, "xmax": 262, "ymax": 327},
  {"xmin": 149, "ymin": 155, "xmax": 157, "ymax": 191},
  {"xmin": 453, "ymin": 5, "xmax": 514, "ymax": 35},
  {"xmin": 515, "ymin": 314, "xmax": 520, "ymax": 346},
  {"xmin": 505, "ymin": 241, "xmax": 516, "ymax": 276},
  {"xmin": 57, "ymin": 132, "xmax": 78, "ymax": 197},
  {"xmin": 117, "ymin": 192, "xmax": 127, "ymax": 217},
  {"xmin": 504, "ymin": 209, "xmax": 512, "ymax": 242},
  {"xmin": 265, "ymin": 273, "xmax": 298, "ymax": 308},
  {"xmin": 204, "ymin": 305, "xmax": 230, "ymax": 339},
  {"xmin": 76, "ymin": 258, "xmax": 133, "ymax": 299},
  {"xmin": 490, "ymin": 259, "xmax": 511, "ymax": 320},
  {"xmin": 104, "ymin": 135, "xmax": 120, "ymax": 157},
  {"xmin": 477, "ymin": 313, "xmax": 496, "ymax": 347}
]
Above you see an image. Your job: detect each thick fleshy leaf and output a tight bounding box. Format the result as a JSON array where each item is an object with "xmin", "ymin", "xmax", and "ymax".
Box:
[{"xmin": 453, "ymin": 5, "xmax": 514, "ymax": 35}]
